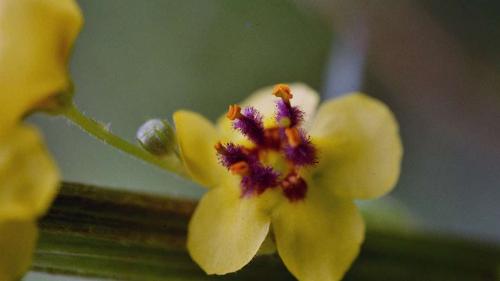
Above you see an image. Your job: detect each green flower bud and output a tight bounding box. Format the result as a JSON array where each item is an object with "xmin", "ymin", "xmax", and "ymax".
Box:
[{"xmin": 136, "ymin": 119, "xmax": 176, "ymax": 156}]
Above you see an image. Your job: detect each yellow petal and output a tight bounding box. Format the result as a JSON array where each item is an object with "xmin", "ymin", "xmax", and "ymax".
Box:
[
  {"xmin": 0, "ymin": 0, "xmax": 83, "ymax": 130},
  {"xmin": 0, "ymin": 125, "xmax": 60, "ymax": 220},
  {"xmin": 173, "ymin": 110, "xmax": 226, "ymax": 188},
  {"xmin": 187, "ymin": 178, "xmax": 271, "ymax": 275},
  {"xmin": 217, "ymin": 83, "xmax": 320, "ymax": 142},
  {"xmin": 0, "ymin": 220, "xmax": 38, "ymax": 281},
  {"xmin": 271, "ymin": 190, "xmax": 364, "ymax": 281},
  {"xmin": 309, "ymin": 93, "xmax": 403, "ymax": 199}
]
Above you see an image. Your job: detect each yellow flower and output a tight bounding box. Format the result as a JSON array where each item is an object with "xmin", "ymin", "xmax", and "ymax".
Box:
[
  {"xmin": 0, "ymin": 0, "xmax": 82, "ymax": 131},
  {"xmin": 0, "ymin": 126, "xmax": 57, "ymax": 280},
  {"xmin": 0, "ymin": 0, "xmax": 82, "ymax": 279},
  {"xmin": 174, "ymin": 83, "xmax": 402, "ymax": 281}
]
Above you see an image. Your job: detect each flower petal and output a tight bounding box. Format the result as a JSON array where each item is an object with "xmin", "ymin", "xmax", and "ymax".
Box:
[
  {"xmin": 187, "ymin": 178, "xmax": 271, "ymax": 275},
  {"xmin": 173, "ymin": 110, "xmax": 226, "ymax": 188},
  {"xmin": 0, "ymin": 125, "xmax": 59, "ymax": 221},
  {"xmin": 217, "ymin": 83, "xmax": 320, "ymax": 142},
  {"xmin": 309, "ymin": 93, "xmax": 403, "ymax": 199},
  {"xmin": 0, "ymin": 0, "xmax": 83, "ymax": 130},
  {"xmin": 0, "ymin": 220, "xmax": 38, "ymax": 281},
  {"xmin": 271, "ymin": 191, "xmax": 364, "ymax": 281}
]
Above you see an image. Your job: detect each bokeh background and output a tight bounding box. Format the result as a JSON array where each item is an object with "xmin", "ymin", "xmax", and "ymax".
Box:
[{"xmin": 27, "ymin": 0, "xmax": 500, "ymax": 279}]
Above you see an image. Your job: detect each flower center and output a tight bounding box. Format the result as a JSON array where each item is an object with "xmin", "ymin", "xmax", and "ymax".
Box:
[{"xmin": 215, "ymin": 84, "xmax": 317, "ymax": 201}]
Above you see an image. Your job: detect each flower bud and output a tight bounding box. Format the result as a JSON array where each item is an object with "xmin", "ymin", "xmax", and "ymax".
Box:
[{"xmin": 136, "ymin": 119, "xmax": 176, "ymax": 156}]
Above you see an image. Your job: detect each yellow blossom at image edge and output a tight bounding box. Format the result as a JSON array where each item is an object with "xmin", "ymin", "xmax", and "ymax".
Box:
[{"xmin": 0, "ymin": 0, "xmax": 83, "ymax": 279}]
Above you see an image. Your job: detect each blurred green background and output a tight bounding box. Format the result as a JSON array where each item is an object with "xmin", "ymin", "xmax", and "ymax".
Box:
[
  {"xmin": 33, "ymin": 0, "xmax": 331, "ymax": 199},
  {"xmin": 28, "ymin": 0, "xmax": 500, "ymax": 280}
]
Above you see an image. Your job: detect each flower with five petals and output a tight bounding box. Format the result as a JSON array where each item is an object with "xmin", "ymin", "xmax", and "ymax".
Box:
[{"xmin": 174, "ymin": 83, "xmax": 402, "ymax": 281}]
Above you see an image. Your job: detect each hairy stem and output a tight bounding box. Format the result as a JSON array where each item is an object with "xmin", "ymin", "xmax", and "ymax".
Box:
[
  {"xmin": 35, "ymin": 182, "xmax": 500, "ymax": 281},
  {"xmin": 62, "ymin": 105, "xmax": 186, "ymax": 177}
]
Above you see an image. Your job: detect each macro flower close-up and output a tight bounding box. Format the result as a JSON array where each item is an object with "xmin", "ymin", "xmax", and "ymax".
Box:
[
  {"xmin": 1, "ymin": 1, "xmax": 499, "ymax": 281},
  {"xmin": 174, "ymin": 83, "xmax": 402, "ymax": 280}
]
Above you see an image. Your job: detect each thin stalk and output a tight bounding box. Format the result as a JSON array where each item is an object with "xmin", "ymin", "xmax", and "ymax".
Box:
[
  {"xmin": 35, "ymin": 182, "xmax": 500, "ymax": 281},
  {"xmin": 62, "ymin": 105, "xmax": 186, "ymax": 177}
]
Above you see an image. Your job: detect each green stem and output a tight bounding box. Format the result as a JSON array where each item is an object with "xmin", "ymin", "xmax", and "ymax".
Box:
[
  {"xmin": 35, "ymin": 182, "xmax": 500, "ymax": 281},
  {"xmin": 62, "ymin": 105, "xmax": 186, "ymax": 177}
]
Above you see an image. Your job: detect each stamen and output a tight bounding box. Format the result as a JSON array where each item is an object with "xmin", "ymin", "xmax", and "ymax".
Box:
[
  {"xmin": 274, "ymin": 86, "xmax": 304, "ymax": 127},
  {"xmin": 230, "ymin": 161, "xmax": 250, "ymax": 176},
  {"xmin": 215, "ymin": 142, "xmax": 253, "ymax": 168},
  {"xmin": 284, "ymin": 129, "xmax": 317, "ymax": 167},
  {"xmin": 214, "ymin": 142, "xmax": 226, "ymax": 154},
  {"xmin": 272, "ymin": 84, "xmax": 293, "ymax": 104},
  {"xmin": 226, "ymin": 104, "xmax": 243, "ymax": 120},
  {"xmin": 215, "ymin": 84, "xmax": 319, "ymax": 201},
  {"xmin": 280, "ymin": 172, "xmax": 307, "ymax": 201},
  {"xmin": 285, "ymin": 128, "xmax": 301, "ymax": 147},
  {"xmin": 263, "ymin": 127, "xmax": 281, "ymax": 149},
  {"xmin": 232, "ymin": 107, "xmax": 266, "ymax": 145},
  {"xmin": 241, "ymin": 165, "xmax": 279, "ymax": 196},
  {"xmin": 287, "ymin": 173, "xmax": 299, "ymax": 184}
]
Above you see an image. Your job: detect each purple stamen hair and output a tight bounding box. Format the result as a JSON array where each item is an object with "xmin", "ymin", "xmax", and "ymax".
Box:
[
  {"xmin": 275, "ymin": 100, "xmax": 304, "ymax": 127},
  {"xmin": 282, "ymin": 174, "xmax": 308, "ymax": 201},
  {"xmin": 216, "ymin": 84, "xmax": 319, "ymax": 202},
  {"xmin": 216, "ymin": 143, "xmax": 255, "ymax": 169},
  {"xmin": 233, "ymin": 107, "xmax": 266, "ymax": 145},
  {"xmin": 241, "ymin": 164, "xmax": 279, "ymax": 196},
  {"xmin": 284, "ymin": 130, "xmax": 317, "ymax": 166}
]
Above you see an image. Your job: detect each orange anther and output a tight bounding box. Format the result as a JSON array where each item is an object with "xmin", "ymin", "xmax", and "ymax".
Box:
[
  {"xmin": 282, "ymin": 181, "xmax": 291, "ymax": 188},
  {"xmin": 214, "ymin": 142, "xmax": 226, "ymax": 154},
  {"xmin": 226, "ymin": 104, "xmax": 242, "ymax": 120},
  {"xmin": 229, "ymin": 161, "xmax": 250, "ymax": 176},
  {"xmin": 272, "ymin": 84, "xmax": 293, "ymax": 103},
  {"xmin": 285, "ymin": 128, "xmax": 301, "ymax": 147},
  {"xmin": 288, "ymin": 174, "xmax": 299, "ymax": 183}
]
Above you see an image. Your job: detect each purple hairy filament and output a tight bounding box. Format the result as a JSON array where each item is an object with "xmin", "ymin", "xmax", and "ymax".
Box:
[{"xmin": 217, "ymin": 84, "xmax": 317, "ymax": 201}]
